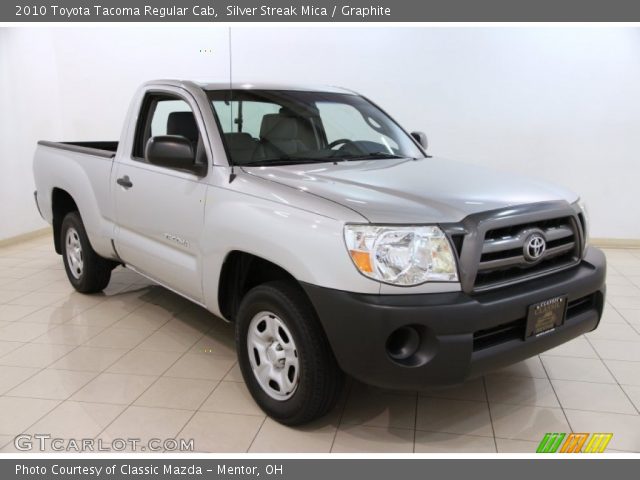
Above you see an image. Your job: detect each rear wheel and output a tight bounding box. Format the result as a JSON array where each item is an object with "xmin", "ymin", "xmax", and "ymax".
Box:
[
  {"xmin": 235, "ymin": 281, "xmax": 343, "ymax": 425},
  {"xmin": 61, "ymin": 211, "xmax": 113, "ymax": 293}
]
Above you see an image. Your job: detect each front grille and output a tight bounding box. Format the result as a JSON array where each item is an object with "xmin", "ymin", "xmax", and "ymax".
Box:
[
  {"xmin": 472, "ymin": 293, "xmax": 598, "ymax": 351},
  {"xmin": 473, "ymin": 216, "xmax": 580, "ymax": 291}
]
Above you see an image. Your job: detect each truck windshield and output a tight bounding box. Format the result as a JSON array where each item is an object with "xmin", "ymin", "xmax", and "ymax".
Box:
[{"xmin": 207, "ymin": 90, "xmax": 424, "ymax": 166}]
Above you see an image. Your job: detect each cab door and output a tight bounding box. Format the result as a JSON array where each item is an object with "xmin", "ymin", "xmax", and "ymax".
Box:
[{"xmin": 112, "ymin": 88, "xmax": 210, "ymax": 302}]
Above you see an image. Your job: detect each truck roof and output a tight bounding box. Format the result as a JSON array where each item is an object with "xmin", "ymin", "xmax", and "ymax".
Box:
[{"xmin": 142, "ymin": 79, "xmax": 357, "ymax": 95}]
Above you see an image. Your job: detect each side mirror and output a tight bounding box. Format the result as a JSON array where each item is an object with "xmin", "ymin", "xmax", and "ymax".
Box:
[
  {"xmin": 145, "ymin": 135, "xmax": 204, "ymax": 175},
  {"xmin": 411, "ymin": 131, "xmax": 428, "ymax": 150}
]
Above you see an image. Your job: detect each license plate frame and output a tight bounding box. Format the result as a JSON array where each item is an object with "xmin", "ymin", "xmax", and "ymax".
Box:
[{"xmin": 525, "ymin": 295, "xmax": 568, "ymax": 339}]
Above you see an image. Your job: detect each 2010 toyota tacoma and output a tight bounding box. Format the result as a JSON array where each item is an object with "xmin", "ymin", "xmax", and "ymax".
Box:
[{"xmin": 33, "ymin": 80, "xmax": 606, "ymax": 425}]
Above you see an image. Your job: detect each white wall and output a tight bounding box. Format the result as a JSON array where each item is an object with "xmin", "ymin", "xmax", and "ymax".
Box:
[
  {"xmin": 0, "ymin": 27, "xmax": 230, "ymax": 240},
  {"xmin": 1, "ymin": 27, "xmax": 639, "ymax": 241}
]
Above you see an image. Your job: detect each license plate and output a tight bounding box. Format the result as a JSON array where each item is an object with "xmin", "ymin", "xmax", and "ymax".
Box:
[{"xmin": 525, "ymin": 295, "xmax": 567, "ymax": 338}]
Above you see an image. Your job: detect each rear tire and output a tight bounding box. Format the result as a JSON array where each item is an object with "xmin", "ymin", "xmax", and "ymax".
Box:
[
  {"xmin": 60, "ymin": 211, "xmax": 113, "ymax": 293},
  {"xmin": 235, "ymin": 281, "xmax": 343, "ymax": 425}
]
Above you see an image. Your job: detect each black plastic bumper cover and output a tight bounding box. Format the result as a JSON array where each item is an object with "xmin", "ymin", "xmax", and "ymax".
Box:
[{"xmin": 302, "ymin": 247, "xmax": 606, "ymax": 390}]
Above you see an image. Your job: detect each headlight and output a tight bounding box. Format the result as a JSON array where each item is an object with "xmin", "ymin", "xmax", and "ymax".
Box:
[{"xmin": 344, "ymin": 225, "xmax": 458, "ymax": 286}]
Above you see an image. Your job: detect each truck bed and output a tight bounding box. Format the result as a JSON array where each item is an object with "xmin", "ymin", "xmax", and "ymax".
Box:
[{"xmin": 38, "ymin": 141, "xmax": 118, "ymax": 159}]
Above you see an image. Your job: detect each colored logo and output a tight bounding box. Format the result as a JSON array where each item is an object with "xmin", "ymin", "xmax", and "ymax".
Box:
[{"xmin": 536, "ymin": 433, "xmax": 613, "ymax": 453}]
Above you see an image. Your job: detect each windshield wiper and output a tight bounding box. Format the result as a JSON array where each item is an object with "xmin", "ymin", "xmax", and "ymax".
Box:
[
  {"xmin": 240, "ymin": 158, "xmax": 336, "ymax": 167},
  {"xmin": 336, "ymin": 152, "xmax": 410, "ymax": 161}
]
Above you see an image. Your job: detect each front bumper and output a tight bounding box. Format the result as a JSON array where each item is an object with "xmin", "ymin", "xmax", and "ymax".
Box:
[{"xmin": 302, "ymin": 246, "xmax": 606, "ymax": 390}]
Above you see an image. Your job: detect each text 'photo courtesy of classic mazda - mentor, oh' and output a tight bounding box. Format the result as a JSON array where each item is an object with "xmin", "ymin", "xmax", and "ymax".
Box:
[{"xmin": 32, "ymin": 80, "xmax": 606, "ymax": 425}]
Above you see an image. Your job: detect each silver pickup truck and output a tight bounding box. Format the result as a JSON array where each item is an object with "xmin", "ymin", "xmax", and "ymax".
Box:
[{"xmin": 33, "ymin": 79, "xmax": 606, "ymax": 425}]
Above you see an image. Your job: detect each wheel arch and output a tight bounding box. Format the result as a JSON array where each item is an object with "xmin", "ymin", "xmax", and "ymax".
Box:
[
  {"xmin": 217, "ymin": 250, "xmax": 313, "ymax": 322},
  {"xmin": 51, "ymin": 187, "xmax": 79, "ymax": 254}
]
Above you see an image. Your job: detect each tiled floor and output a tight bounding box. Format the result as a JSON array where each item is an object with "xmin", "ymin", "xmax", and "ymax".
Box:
[{"xmin": 1, "ymin": 234, "xmax": 640, "ymax": 453}]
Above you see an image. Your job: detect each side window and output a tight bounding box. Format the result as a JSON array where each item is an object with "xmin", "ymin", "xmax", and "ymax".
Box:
[{"xmin": 133, "ymin": 93, "xmax": 205, "ymax": 165}]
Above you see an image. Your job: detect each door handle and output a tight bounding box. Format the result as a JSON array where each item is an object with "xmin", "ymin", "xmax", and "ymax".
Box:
[{"xmin": 116, "ymin": 176, "xmax": 133, "ymax": 189}]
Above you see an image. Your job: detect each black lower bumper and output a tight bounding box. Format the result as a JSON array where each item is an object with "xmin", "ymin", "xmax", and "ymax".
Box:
[{"xmin": 302, "ymin": 247, "xmax": 606, "ymax": 390}]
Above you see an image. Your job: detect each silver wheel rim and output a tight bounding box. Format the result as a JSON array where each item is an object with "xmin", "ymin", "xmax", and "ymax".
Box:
[
  {"xmin": 65, "ymin": 227, "xmax": 84, "ymax": 279},
  {"xmin": 247, "ymin": 311, "xmax": 299, "ymax": 401}
]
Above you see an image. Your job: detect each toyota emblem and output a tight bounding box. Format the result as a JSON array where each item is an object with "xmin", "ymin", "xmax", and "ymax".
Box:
[{"xmin": 524, "ymin": 233, "xmax": 546, "ymax": 262}]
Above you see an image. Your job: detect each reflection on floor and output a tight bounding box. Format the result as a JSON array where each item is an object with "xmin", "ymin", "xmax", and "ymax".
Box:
[{"xmin": 1, "ymin": 235, "xmax": 639, "ymax": 453}]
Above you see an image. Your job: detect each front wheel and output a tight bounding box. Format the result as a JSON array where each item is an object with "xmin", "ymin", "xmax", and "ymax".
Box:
[
  {"xmin": 61, "ymin": 211, "xmax": 114, "ymax": 293},
  {"xmin": 235, "ymin": 281, "xmax": 343, "ymax": 425}
]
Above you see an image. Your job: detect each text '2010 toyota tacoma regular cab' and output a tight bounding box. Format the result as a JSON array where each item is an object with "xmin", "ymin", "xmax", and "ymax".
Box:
[{"xmin": 33, "ymin": 80, "xmax": 606, "ymax": 425}]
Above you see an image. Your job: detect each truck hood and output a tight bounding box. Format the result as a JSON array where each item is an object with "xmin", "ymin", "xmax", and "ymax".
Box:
[{"xmin": 242, "ymin": 157, "xmax": 578, "ymax": 223}]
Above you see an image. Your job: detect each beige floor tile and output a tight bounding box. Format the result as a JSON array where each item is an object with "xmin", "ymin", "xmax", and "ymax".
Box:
[
  {"xmin": 0, "ymin": 322, "xmax": 56, "ymax": 342},
  {"xmin": 223, "ymin": 363, "xmax": 243, "ymax": 382},
  {"xmin": 3, "ymin": 276, "xmax": 54, "ymax": 292},
  {"xmin": 541, "ymin": 356, "xmax": 616, "ymax": 383},
  {"xmin": 179, "ymin": 411, "xmax": 264, "ymax": 453},
  {"xmin": 13, "ymin": 306, "xmax": 77, "ymax": 325},
  {"xmin": 0, "ymin": 305, "xmax": 42, "ymax": 322},
  {"xmin": 32, "ymin": 324, "xmax": 106, "ymax": 345},
  {"xmin": 495, "ymin": 437, "xmax": 540, "ymax": 453},
  {"xmin": 50, "ymin": 346, "xmax": 128, "ymax": 372},
  {"xmin": 341, "ymin": 387, "xmax": 416, "ymax": 429},
  {"xmin": 0, "ymin": 397, "xmax": 60, "ymax": 435},
  {"xmin": 608, "ymin": 296, "xmax": 640, "ymax": 310},
  {"xmin": 27, "ymin": 401, "xmax": 125, "ymax": 438},
  {"xmin": 7, "ymin": 369, "xmax": 97, "ymax": 400},
  {"xmin": 542, "ymin": 336, "xmax": 598, "ymax": 358},
  {"xmin": 564, "ymin": 409, "xmax": 640, "ymax": 452},
  {"xmin": 201, "ymin": 381, "xmax": 263, "ymax": 416},
  {"xmin": 106, "ymin": 348, "xmax": 181, "ymax": 376},
  {"xmin": 135, "ymin": 377, "xmax": 217, "ymax": 410},
  {"xmin": 35, "ymin": 280, "xmax": 75, "ymax": 294},
  {"xmin": 111, "ymin": 303, "xmax": 174, "ymax": 332},
  {"xmin": 620, "ymin": 385, "xmax": 640, "ymax": 412},
  {"xmin": 189, "ymin": 329, "xmax": 236, "ymax": 358},
  {"xmin": 0, "ymin": 343, "xmax": 76, "ymax": 368},
  {"xmin": 587, "ymin": 322, "xmax": 640, "ymax": 342},
  {"xmin": 332, "ymin": 425, "xmax": 413, "ymax": 453},
  {"xmin": 71, "ymin": 372, "xmax": 157, "ymax": 405},
  {"xmin": 0, "ymin": 289, "xmax": 30, "ymax": 303},
  {"xmin": 490, "ymin": 403, "xmax": 570, "ymax": 441},
  {"xmin": 0, "ymin": 435, "xmax": 12, "ymax": 449},
  {"xmin": 421, "ymin": 377, "xmax": 486, "ymax": 401},
  {"xmin": 164, "ymin": 353, "xmax": 236, "ymax": 381},
  {"xmin": 416, "ymin": 398, "xmax": 493, "ymax": 437},
  {"xmin": 101, "ymin": 405, "xmax": 193, "ymax": 443},
  {"xmin": 137, "ymin": 325, "xmax": 203, "ymax": 353},
  {"xmin": 599, "ymin": 306, "xmax": 627, "ymax": 324},
  {"xmin": 0, "ymin": 340, "xmax": 25, "ymax": 357},
  {"xmin": 53, "ymin": 294, "xmax": 106, "ymax": 315},
  {"xmin": 66, "ymin": 305, "xmax": 127, "ymax": 328},
  {"xmin": 552, "ymin": 379, "xmax": 636, "ymax": 414},
  {"xmin": 8, "ymin": 292, "xmax": 69, "ymax": 307},
  {"xmin": 0, "ymin": 365, "xmax": 40, "ymax": 394},
  {"xmin": 415, "ymin": 431, "xmax": 496, "ymax": 453},
  {"xmin": 485, "ymin": 375, "xmax": 559, "ymax": 407},
  {"xmin": 589, "ymin": 339, "xmax": 640, "ymax": 362},
  {"xmin": 249, "ymin": 417, "xmax": 338, "ymax": 453},
  {"xmin": 619, "ymin": 308, "xmax": 640, "ymax": 326},
  {"xmin": 605, "ymin": 360, "xmax": 640, "ymax": 386},
  {"xmin": 490, "ymin": 356, "xmax": 547, "ymax": 379},
  {"xmin": 0, "ymin": 267, "xmax": 41, "ymax": 280},
  {"xmin": 85, "ymin": 327, "xmax": 151, "ymax": 349}
]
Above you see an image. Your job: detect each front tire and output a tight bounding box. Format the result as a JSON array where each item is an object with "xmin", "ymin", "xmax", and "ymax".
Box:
[
  {"xmin": 236, "ymin": 281, "xmax": 343, "ymax": 425},
  {"xmin": 61, "ymin": 211, "xmax": 113, "ymax": 293}
]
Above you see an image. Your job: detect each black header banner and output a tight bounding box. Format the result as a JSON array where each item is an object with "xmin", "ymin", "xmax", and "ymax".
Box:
[{"xmin": 3, "ymin": 0, "xmax": 640, "ymax": 22}]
